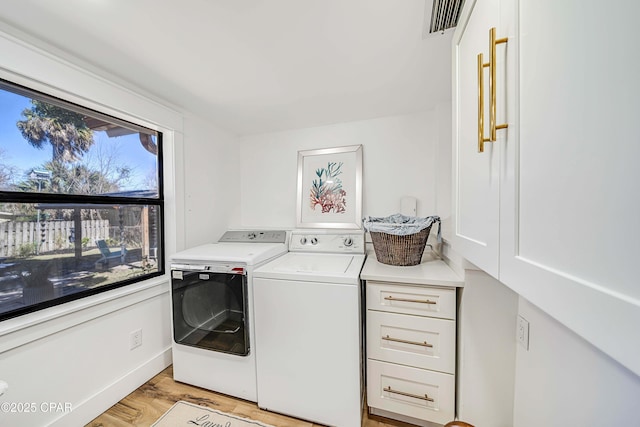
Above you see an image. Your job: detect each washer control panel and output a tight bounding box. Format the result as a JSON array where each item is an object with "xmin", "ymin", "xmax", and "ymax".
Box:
[{"xmin": 289, "ymin": 230, "xmax": 365, "ymax": 253}]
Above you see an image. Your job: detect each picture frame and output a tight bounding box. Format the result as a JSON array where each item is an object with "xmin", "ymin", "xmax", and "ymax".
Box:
[{"xmin": 296, "ymin": 145, "xmax": 363, "ymax": 229}]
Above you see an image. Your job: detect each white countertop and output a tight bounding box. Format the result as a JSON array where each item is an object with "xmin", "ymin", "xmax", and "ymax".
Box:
[{"xmin": 361, "ymin": 250, "xmax": 464, "ymax": 287}]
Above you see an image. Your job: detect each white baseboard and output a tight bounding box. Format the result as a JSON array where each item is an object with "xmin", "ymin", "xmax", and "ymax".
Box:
[{"xmin": 48, "ymin": 347, "xmax": 172, "ymax": 427}]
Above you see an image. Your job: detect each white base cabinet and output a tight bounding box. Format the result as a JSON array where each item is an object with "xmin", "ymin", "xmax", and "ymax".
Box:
[{"xmin": 361, "ymin": 255, "xmax": 463, "ymax": 426}]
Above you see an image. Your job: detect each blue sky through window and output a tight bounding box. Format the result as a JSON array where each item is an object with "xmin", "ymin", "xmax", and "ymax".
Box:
[{"xmin": 0, "ymin": 89, "xmax": 157, "ymax": 192}]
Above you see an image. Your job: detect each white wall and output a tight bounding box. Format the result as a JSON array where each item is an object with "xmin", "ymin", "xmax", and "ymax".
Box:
[
  {"xmin": 512, "ymin": 297, "xmax": 640, "ymax": 427},
  {"xmin": 182, "ymin": 114, "xmax": 239, "ymax": 246},
  {"xmin": 458, "ymin": 269, "xmax": 640, "ymax": 427},
  {"xmin": 457, "ymin": 269, "xmax": 518, "ymax": 427},
  {"xmin": 237, "ymin": 111, "xmax": 439, "ymax": 229},
  {"xmin": 0, "ymin": 287, "xmax": 171, "ymax": 427},
  {"xmin": 435, "ymin": 101, "xmax": 453, "ymax": 240}
]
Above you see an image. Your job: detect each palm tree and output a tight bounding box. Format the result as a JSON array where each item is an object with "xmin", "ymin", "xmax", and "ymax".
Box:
[{"xmin": 16, "ymin": 100, "xmax": 94, "ymax": 162}]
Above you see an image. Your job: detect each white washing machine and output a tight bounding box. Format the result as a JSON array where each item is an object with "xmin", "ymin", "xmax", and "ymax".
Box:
[
  {"xmin": 170, "ymin": 230, "xmax": 287, "ymax": 402},
  {"xmin": 253, "ymin": 229, "xmax": 366, "ymax": 427}
]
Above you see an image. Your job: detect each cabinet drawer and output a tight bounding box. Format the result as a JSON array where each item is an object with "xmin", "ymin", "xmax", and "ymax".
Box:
[
  {"xmin": 367, "ymin": 311, "xmax": 455, "ymax": 374},
  {"xmin": 366, "ymin": 281, "xmax": 456, "ymax": 320},
  {"xmin": 367, "ymin": 359, "xmax": 454, "ymax": 425}
]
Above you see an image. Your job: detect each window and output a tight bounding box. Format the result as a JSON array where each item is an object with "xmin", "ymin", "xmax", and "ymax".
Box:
[{"xmin": 0, "ymin": 79, "xmax": 163, "ymax": 321}]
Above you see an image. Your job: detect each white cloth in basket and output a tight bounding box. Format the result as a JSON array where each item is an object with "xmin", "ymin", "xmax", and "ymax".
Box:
[{"xmin": 363, "ymin": 213, "xmax": 441, "ymax": 241}]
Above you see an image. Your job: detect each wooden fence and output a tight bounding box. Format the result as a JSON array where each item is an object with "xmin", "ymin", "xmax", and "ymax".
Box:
[{"xmin": 0, "ymin": 220, "xmax": 113, "ymax": 257}]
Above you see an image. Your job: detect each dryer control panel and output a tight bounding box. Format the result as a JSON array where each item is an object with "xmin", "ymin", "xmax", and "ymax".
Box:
[{"xmin": 219, "ymin": 230, "xmax": 287, "ymax": 243}]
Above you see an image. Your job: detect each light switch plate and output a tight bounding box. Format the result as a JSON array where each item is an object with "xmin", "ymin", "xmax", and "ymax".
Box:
[{"xmin": 400, "ymin": 196, "xmax": 417, "ymax": 216}]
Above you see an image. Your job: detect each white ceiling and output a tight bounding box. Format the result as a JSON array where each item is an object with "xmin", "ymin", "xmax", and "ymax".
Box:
[{"xmin": 0, "ymin": 0, "xmax": 453, "ymax": 135}]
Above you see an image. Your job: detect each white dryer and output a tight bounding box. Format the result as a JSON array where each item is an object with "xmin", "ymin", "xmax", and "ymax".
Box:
[
  {"xmin": 170, "ymin": 230, "xmax": 287, "ymax": 402},
  {"xmin": 253, "ymin": 229, "xmax": 366, "ymax": 427}
]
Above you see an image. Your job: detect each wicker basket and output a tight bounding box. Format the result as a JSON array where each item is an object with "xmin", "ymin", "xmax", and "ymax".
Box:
[{"xmin": 370, "ymin": 225, "xmax": 432, "ymax": 266}]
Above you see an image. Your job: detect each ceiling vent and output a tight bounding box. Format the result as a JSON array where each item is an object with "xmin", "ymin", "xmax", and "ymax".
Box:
[{"xmin": 424, "ymin": 0, "xmax": 466, "ymax": 36}]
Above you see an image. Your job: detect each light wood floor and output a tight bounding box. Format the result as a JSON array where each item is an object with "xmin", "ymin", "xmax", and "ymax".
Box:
[{"xmin": 87, "ymin": 365, "xmax": 415, "ymax": 427}]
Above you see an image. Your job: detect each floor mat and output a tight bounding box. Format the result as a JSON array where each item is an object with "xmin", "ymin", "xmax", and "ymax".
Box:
[{"xmin": 151, "ymin": 401, "xmax": 275, "ymax": 427}]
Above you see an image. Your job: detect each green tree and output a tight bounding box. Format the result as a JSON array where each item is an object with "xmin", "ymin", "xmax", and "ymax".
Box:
[
  {"xmin": 14, "ymin": 159, "xmax": 131, "ymax": 222},
  {"xmin": 16, "ymin": 100, "xmax": 94, "ymax": 162},
  {"xmin": 0, "ymin": 148, "xmax": 17, "ymax": 190},
  {"xmin": 17, "ymin": 160, "xmax": 131, "ymax": 196}
]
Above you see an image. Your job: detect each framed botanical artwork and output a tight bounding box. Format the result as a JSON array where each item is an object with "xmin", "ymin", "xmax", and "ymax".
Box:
[{"xmin": 296, "ymin": 145, "xmax": 363, "ymax": 229}]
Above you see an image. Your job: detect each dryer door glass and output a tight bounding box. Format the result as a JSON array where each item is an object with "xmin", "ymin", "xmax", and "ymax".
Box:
[{"xmin": 172, "ymin": 270, "xmax": 249, "ymax": 356}]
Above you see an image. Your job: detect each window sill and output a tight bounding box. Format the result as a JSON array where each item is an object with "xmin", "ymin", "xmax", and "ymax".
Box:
[{"xmin": 0, "ymin": 275, "xmax": 170, "ymax": 354}]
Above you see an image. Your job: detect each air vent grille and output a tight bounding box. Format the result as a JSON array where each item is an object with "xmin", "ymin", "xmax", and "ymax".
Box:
[{"xmin": 428, "ymin": 0, "xmax": 465, "ymax": 34}]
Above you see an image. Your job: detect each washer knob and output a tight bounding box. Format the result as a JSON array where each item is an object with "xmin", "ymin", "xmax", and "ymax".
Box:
[
  {"xmin": 300, "ymin": 237, "xmax": 308, "ymax": 245},
  {"xmin": 344, "ymin": 237, "xmax": 353, "ymax": 247},
  {"xmin": 310, "ymin": 237, "xmax": 318, "ymax": 245}
]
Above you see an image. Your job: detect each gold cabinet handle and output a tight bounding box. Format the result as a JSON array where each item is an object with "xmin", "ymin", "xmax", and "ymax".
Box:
[
  {"xmin": 384, "ymin": 386, "xmax": 434, "ymax": 402},
  {"xmin": 382, "ymin": 334, "xmax": 433, "ymax": 348},
  {"xmin": 477, "ymin": 52, "xmax": 490, "ymax": 153},
  {"xmin": 489, "ymin": 27, "xmax": 508, "ymax": 141},
  {"xmin": 384, "ymin": 295, "xmax": 436, "ymax": 305}
]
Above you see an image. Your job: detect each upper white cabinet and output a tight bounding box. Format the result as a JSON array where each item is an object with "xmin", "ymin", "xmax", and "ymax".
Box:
[
  {"xmin": 452, "ymin": 0, "xmax": 502, "ymax": 278},
  {"xmin": 453, "ymin": 0, "xmax": 640, "ymax": 376}
]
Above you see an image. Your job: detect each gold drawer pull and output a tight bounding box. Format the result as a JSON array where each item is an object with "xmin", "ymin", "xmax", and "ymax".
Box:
[
  {"xmin": 477, "ymin": 52, "xmax": 490, "ymax": 152},
  {"xmin": 382, "ymin": 334, "xmax": 433, "ymax": 348},
  {"xmin": 384, "ymin": 295, "xmax": 436, "ymax": 305},
  {"xmin": 477, "ymin": 27, "xmax": 508, "ymax": 153},
  {"xmin": 489, "ymin": 27, "xmax": 508, "ymax": 141},
  {"xmin": 384, "ymin": 386, "xmax": 434, "ymax": 402}
]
